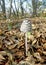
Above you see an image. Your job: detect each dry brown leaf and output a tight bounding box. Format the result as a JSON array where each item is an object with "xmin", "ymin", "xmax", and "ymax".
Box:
[
  {"xmin": 43, "ymin": 43, "xmax": 46, "ymax": 50},
  {"xmin": 43, "ymin": 51, "xmax": 46, "ymax": 55},
  {"xmin": 15, "ymin": 51, "xmax": 24, "ymax": 57},
  {"xmin": 42, "ymin": 39, "xmax": 46, "ymax": 43},
  {"xmin": 8, "ymin": 43, "xmax": 17, "ymax": 49},
  {"xmin": 33, "ymin": 52, "xmax": 43, "ymax": 62},
  {"xmin": 32, "ymin": 39, "xmax": 37, "ymax": 45},
  {"xmin": 17, "ymin": 41, "xmax": 24, "ymax": 48},
  {"xmin": 0, "ymin": 51, "xmax": 6, "ymax": 55},
  {"xmin": 0, "ymin": 54, "xmax": 5, "ymax": 60},
  {"xmin": 34, "ymin": 31, "xmax": 41, "ymax": 38},
  {"xmin": 27, "ymin": 35, "xmax": 34, "ymax": 41}
]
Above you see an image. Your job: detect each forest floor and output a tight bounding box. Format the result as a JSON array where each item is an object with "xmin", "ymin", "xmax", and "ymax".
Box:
[{"xmin": 0, "ymin": 17, "xmax": 46, "ymax": 65}]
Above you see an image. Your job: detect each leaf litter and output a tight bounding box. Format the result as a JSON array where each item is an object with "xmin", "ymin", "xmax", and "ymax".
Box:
[{"xmin": 0, "ymin": 19, "xmax": 46, "ymax": 65}]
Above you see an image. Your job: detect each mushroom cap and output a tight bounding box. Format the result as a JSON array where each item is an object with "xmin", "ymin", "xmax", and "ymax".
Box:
[{"xmin": 20, "ymin": 19, "xmax": 32, "ymax": 33}]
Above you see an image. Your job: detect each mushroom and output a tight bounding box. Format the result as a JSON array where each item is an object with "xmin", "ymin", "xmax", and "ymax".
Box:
[{"xmin": 20, "ymin": 19, "xmax": 32, "ymax": 56}]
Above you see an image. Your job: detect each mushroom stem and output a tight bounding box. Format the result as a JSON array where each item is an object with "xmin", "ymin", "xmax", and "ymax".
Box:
[{"xmin": 25, "ymin": 33, "xmax": 28, "ymax": 56}]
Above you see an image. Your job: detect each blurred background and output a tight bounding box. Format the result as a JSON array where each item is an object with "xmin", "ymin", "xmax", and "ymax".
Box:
[{"xmin": 0, "ymin": 0, "xmax": 46, "ymax": 19}]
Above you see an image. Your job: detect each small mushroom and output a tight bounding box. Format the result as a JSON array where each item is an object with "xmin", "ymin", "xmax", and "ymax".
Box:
[{"xmin": 20, "ymin": 19, "xmax": 32, "ymax": 56}]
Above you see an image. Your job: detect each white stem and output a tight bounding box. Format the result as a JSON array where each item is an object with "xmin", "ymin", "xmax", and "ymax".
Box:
[{"xmin": 25, "ymin": 33, "xmax": 28, "ymax": 56}]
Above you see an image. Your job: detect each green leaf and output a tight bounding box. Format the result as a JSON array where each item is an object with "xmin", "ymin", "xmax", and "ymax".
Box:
[{"xmin": 27, "ymin": 32, "xmax": 31, "ymax": 37}]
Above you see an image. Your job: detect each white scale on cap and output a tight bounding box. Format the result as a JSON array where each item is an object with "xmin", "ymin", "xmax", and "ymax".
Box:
[{"xmin": 20, "ymin": 19, "xmax": 32, "ymax": 33}]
